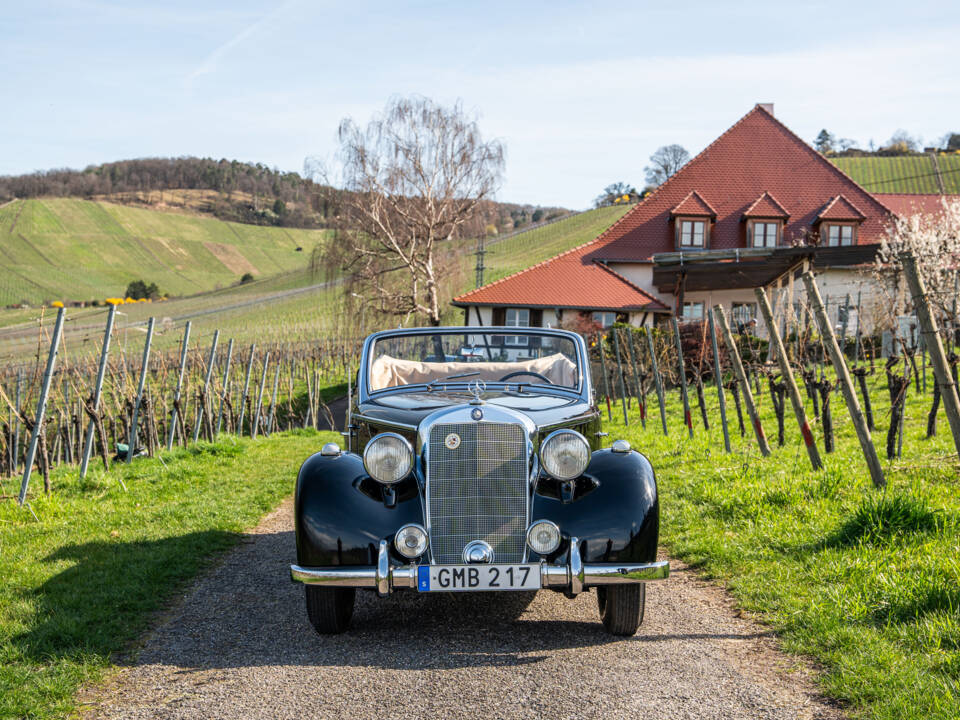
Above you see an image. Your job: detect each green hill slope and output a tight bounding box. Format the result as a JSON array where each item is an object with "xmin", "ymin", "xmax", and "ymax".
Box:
[
  {"xmin": 0, "ymin": 198, "xmax": 331, "ymax": 306},
  {"xmin": 830, "ymin": 154, "xmax": 960, "ymax": 194}
]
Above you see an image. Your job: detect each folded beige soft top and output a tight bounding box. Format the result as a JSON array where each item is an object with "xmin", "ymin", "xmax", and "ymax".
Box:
[{"xmin": 369, "ymin": 353, "xmax": 578, "ymax": 391}]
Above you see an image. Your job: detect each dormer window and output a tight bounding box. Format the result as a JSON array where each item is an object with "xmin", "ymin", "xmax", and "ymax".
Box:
[
  {"xmin": 823, "ymin": 223, "xmax": 856, "ymax": 246},
  {"xmin": 749, "ymin": 220, "xmax": 780, "ymax": 248},
  {"xmin": 679, "ymin": 219, "xmax": 707, "ymax": 248}
]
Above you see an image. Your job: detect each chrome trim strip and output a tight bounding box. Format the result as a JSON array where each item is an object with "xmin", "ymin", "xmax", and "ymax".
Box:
[
  {"xmin": 291, "ymin": 560, "xmax": 670, "ymax": 590},
  {"xmin": 375, "ymin": 540, "xmax": 389, "ymax": 596}
]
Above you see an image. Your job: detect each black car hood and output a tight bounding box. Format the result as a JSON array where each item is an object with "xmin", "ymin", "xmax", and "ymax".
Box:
[{"xmin": 357, "ymin": 391, "xmax": 593, "ymax": 429}]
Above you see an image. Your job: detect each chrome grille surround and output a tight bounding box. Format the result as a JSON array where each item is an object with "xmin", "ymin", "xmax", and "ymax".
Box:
[{"xmin": 421, "ymin": 406, "xmax": 534, "ymax": 565}]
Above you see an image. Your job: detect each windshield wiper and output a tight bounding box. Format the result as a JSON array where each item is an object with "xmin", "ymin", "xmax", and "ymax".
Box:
[{"xmin": 426, "ymin": 371, "xmax": 480, "ymax": 390}]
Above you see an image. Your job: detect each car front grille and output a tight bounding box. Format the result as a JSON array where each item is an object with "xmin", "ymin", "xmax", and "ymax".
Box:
[{"xmin": 427, "ymin": 421, "xmax": 529, "ymax": 564}]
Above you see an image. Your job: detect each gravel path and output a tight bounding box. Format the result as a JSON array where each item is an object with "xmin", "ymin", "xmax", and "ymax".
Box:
[{"xmin": 81, "ymin": 500, "xmax": 845, "ymax": 720}]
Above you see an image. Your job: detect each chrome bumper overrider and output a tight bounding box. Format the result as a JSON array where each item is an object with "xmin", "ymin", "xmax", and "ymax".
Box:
[{"xmin": 290, "ymin": 538, "xmax": 669, "ymax": 597}]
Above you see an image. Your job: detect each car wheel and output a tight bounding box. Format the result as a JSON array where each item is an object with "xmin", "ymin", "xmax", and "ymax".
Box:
[
  {"xmin": 305, "ymin": 586, "xmax": 355, "ymax": 634},
  {"xmin": 596, "ymin": 584, "xmax": 645, "ymax": 636}
]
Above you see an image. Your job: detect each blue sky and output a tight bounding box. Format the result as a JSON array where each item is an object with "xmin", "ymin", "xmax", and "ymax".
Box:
[{"xmin": 2, "ymin": 0, "xmax": 957, "ymax": 208}]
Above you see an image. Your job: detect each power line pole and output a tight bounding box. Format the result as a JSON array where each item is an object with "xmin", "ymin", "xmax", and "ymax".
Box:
[{"xmin": 474, "ymin": 236, "xmax": 486, "ymax": 288}]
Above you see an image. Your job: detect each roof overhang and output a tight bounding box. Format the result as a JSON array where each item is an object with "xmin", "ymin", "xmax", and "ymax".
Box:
[
  {"xmin": 651, "ymin": 244, "xmax": 880, "ymax": 293},
  {"xmin": 450, "ymin": 299, "xmax": 670, "ymax": 313}
]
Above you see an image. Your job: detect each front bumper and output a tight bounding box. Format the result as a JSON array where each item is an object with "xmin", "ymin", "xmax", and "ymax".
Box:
[{"xmin": 290, "ymin": 538, "xmax": 669, "ymax": 596}]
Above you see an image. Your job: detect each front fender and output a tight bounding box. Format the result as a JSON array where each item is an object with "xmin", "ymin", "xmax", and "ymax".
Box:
[
  {"xmin": 531, "ymin": 448, "xmax": 659, "ymax": 564},
  {"xmin": 294, "ymin": 451, "xmax": 423, "ymax": 567}
]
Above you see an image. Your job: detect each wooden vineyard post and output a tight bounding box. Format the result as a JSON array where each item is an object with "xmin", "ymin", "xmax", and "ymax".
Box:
[
  {"xmin": 80, "ymin": 303, "xmax": 116, "ymax": 479},
  {"xmin": 216, "ymin": 338, "xmax": 234, "ymax": 436},
  {"xmin": 755, "ymin": 287, "xmax": 823, "ymax": 471},
  {"xmin": 167, "ymin": 321, "xmax": 192, "ymax": 450},
  {"xmin": 267, "ymin": 361, "xmax": 282, "ymax": 435},
  {"xmin": 597, "ymin": 334, "xmax": 612, "ymax": 421},
  {"xmin": 714, "ymin": 306, "xmax": 770, "ymax": 456},
  {"xmin": 251, "ymin": 351, "xmax": 270, "ymax": 439},
  {"xmin": 626, "ymin": 332, "xmax": 647, "ymax": 429},
  {"xmin": 18, "ymin": 307, "xmax": 66, "ymax": 507},
  {"xmin": 901, "ymin": 252, "xmax": 960, "ymax": 459},
  {"xmin": 612, "ymin": 329, "xmax": 629, "ymax": 425},
  {"xmin": 645, "ymin": 328, "xmax": 668, "ymax": 435},
  {"xmin": 193, "ymin": 330, "xmax": 219, "ymax": 443},
  {"xmin": 237, "ymin": 344, "xmax": 256, "ymax": 436},
  {"xmin": 802, "ymin": 273, "xmax": 884, "ymax": 487},
  {"xmin": 671, "ymin": 317, "xmax": 693, "ymax": 437},
  {"xmin": 127, "ymin": 317, "xmax": 155, "ymax": 464},
  {"xmin": 13, "ymin": 369, "xmax": 22, "ymax": 473},
  {"xmin": 708, "ymin": 308, "xmax": 731, "ymax": 453}
]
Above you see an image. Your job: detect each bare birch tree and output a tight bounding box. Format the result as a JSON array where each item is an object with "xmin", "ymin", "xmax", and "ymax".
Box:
[{"xmin": 318, "ymin": 96, "xmax": 505, "ymax": 326}]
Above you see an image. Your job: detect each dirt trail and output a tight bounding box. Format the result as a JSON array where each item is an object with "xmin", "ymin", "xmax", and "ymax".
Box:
[{"xmin": 81, "ymin": 500, "xmax": 845, "ymax": 720}]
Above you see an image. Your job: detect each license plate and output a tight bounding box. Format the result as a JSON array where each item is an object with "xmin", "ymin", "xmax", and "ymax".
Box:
[{"xmin": 417, "ymin": 564, "xmax": 541, "ymax": 592}]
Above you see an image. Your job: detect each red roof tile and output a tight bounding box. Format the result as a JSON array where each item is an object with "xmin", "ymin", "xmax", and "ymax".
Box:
[
  {"xmin": 452, "ymin": 242, "xmax": 669, "ymax": 311},
  {"xmin": 591, "ymin": 104, "xmax": 895, "ymax": 261},
  {"xmin": 671, "ymin": 190, "xmax": 717, "ymax": 217},
  {"xmin": 743, "ymin": 191, "xmax": 790, "ymax": 218},
  {"xmin": 817, "ymin": 194, "xmax": 866, "ymax": 221},
  {"xmin": 872, "ymin": 193, "xmax": 960, "ymax": 218}
]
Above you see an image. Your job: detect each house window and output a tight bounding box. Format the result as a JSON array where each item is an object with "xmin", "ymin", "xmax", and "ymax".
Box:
[
  {"xmin": 592, "ymin": 311, "xmax": 617, "ymax": 328},
  {"xmin": 678, "ymin": 219, "xmax": 707, "ymax": 248},
  {"xmin": 750, "ymin": 221, "xmax": 780, "ymax": 248},
  {"xmin": 504, "ymin": 307, "xmax": 530, "ymax": 346},
  {"xmin": 824, "ymin": 223, "xmax": 855, "ymax": 247},
  {"xmin": 681, "ymin": 302, "xmax": 704, "ymax": 320}
]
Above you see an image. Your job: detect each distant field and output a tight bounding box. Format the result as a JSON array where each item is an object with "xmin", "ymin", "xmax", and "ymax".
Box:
[
  {"xmin": 0, "ymin": 198, "xmax": 331, "ymax": 306},
  {"xmin": 0, "ymin": 202, "xmax": 631, "ymax": 363},
  {"xmin": 477, "ymin": 204, "xmax": 630, "ymax": 285},
  {"xmin": 831, "ymin": 154, "xmax": 960, "ymax": 194}
]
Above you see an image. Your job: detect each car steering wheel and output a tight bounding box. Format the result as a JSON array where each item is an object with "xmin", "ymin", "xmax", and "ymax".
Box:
[{"xmin": 498, "ymin": 370, "xmax": 553, "ymax": 384}]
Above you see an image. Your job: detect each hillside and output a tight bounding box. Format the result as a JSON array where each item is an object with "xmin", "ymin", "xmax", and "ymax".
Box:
[
  {"xmin": 0, "ymin": 204, "xmax": 632, "ymax": 362},
  {"xmin": 0, "ymin": 198, "xmax": 330, "ymax": 306},
  {"xmin": 830, "ymin": 153, "xmax": 960, "ymax": 194}
]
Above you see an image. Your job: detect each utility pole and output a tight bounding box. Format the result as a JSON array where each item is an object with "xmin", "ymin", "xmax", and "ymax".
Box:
[{"xmin": 474, "ymin": 236, "xmax": 486, "ymax": 288}]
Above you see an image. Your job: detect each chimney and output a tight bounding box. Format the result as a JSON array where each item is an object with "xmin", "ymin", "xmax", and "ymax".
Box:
[{"xmin": 758, "ymin": 103, "xmax": 774, "ymax": 116}]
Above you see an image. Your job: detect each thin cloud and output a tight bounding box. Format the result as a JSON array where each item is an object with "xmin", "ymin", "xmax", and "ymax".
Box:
[{"xmin": 185, "ymin": 0, "xmax": 299, "ymax": 85}]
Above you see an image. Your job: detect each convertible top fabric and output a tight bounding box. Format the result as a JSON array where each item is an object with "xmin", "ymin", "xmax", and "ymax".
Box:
[{"xmin": 369, "ymin": 353, "xmax": 578, "ymax": 391}]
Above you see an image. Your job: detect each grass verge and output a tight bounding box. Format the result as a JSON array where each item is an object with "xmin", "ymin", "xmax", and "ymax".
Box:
[
  {"xmin": 604, "ymin": 367, "xmax": 960, "ymax": 720},
  {"xmin": 0, "ymin": 429, "xmax": 336, "ymax": 720}
]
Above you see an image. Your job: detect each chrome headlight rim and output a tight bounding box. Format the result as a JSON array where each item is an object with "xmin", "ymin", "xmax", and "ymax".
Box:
[
  {"xmin": 362, "ymin": 432, "xmax": 414, "ymax": 485},
  {"xmin": 538, "ymin": 429, "xmax": 590, "ymax": 481},
  {"xmin": 394, "ymin": 523, "xmax": 428, "ymax": 559},
  {"xmin": 526, "ymin": 519, "xmax": 561, "ymax": 555}
]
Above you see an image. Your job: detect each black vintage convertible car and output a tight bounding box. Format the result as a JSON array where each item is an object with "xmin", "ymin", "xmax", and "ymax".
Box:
[{"xmin": 290, "ymin": 327, "xmax": 668, "ymax": 635}]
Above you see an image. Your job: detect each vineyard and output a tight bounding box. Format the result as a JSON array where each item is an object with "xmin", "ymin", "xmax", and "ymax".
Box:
[{"xmin": 831, "ymin": 153, "xmax": 960, "ymax": 194}]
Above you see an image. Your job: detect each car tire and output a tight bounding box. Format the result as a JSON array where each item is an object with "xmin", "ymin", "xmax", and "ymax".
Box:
[
  {"xmin": 305, "ymin": 586, "xmax": 355, "ymax": 634},
  {"xmin": 596, "ymin": 584, "xmax": 645, "ymax": 636}
]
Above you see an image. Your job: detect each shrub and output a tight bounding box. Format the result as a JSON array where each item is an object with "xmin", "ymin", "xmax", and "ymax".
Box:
[
  {"xmin": 125, "ymin": 279, "xmax": 160, "ymax": 300},
  {"xmin": 239, "ymin": 272, "xmax": 255, "ymax": 284}
]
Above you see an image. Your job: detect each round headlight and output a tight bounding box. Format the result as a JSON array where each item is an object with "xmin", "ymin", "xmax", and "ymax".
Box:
[
  {"xmin": 363, "ymin": 433, "xmax": 414, "ymax": 484},
  {"xmin": 527, "ymin": 520, "xmax": 561, "ymax": 555},
  {"xmin": 394, "ymin": 523, "xmax": 428, "ymax": 559},
  {"xmin": 539, "ymin": 429, "xmax": 590, "ymax": 480}
]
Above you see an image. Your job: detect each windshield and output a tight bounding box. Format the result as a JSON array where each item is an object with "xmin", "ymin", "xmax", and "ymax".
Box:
[{"xmin": 368, "ymin": 331, "xmax": 581, "ymax": 392}]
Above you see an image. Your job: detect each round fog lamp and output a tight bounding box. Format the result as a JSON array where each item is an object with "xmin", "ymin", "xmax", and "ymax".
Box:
[
  {"xmin": 363, "ymin": 432, "xmax": 414, "ymax": 484},
  {"xmin": 539, "ymin": 429, "xmax": 590, "ymax": 480},
  {"xmin": 394, "ymin": 524, "xmax": 428, "ymax": 559},
  {"xmin": 526, "ymin": 520, "xmax": 561, "ymax": 555}
]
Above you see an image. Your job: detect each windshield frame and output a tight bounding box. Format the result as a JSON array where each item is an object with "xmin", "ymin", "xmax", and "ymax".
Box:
[{"xmin": 357, "ymin": 326, "xmax": 591, "ymax": 404}]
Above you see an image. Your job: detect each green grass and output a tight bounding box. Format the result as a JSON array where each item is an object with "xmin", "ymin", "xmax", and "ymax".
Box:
[
  {"xmin": 601, "ymin": 361, "xmax": 960, "ymax": 720},
  {"xmin": 480, "ymin": 204, "xmax": 630, "ymax": 285},
  {"xmin": 0, "ymin": 198, "xmax": 332, "ymax": 306},
  {"xmin": 0, "ymin": 429, "xmax": 337, "ymax": 720},
  {"xmin": 830, "ymin": 154, "xmax": 960, "ymax": 194}
]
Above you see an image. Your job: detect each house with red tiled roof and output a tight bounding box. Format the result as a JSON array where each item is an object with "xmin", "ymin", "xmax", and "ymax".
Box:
[{"xmin": 454, "ymin": 104, "xmax": 957, "ymax": 333}]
